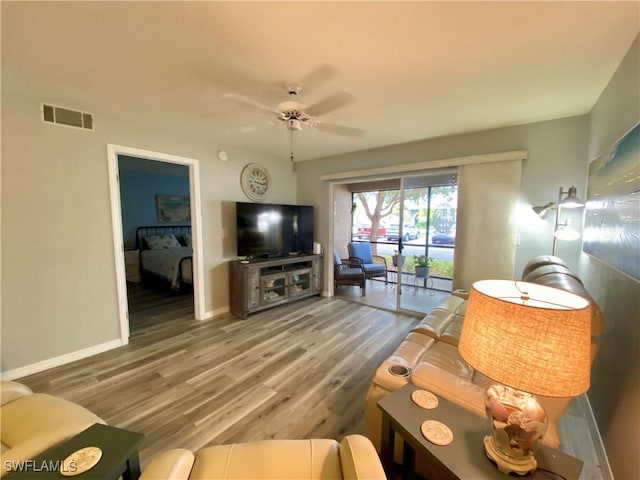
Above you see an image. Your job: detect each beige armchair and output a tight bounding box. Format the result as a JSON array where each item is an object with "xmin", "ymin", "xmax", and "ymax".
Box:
[
  {"xmin": 141, "ymin": 435, "xmax": 386, "ymax": 480},
  {"xmin": 1, "ymin": 381, "xmax": 104, "ymax": 477}
]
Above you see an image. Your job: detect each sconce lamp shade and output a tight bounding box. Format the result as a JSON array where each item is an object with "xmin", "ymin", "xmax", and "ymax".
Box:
[
  {"xmin": 459, "ymin": 280, "xmax": 592, "ymax": 397},
  {"xmin": 554, "ymin": 222, "xmax": 581, "ymax": 241},
  {"xmin": 532, "ymin": 186, "xmax": 584, "ymax": 218},
  {"xmin": 559, "ymin": 186, "xmax": 584, "ymax": 208},
  {"xmin": 532, "ymin": 201, "xmax": 556, "ymax": 219}
]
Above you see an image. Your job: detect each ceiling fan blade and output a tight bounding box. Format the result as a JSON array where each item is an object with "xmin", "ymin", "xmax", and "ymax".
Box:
[
  {"xmin": 305, "ymin": 92, "xmax": 356, "ymax": 117},
  {"xmin": 200, "ymin": 58, "xmax": 284, "ymax": 97},
  {"xmin": 314, "ymin": 122, "xmax": 365, "ymax": 137},
  {"xmin": 222, "ymin": 93, "xmax": 279, "ymax": 115},
  {"xmin": 295, "ymin": 64, "xmax": 336, "ymax": 90}
]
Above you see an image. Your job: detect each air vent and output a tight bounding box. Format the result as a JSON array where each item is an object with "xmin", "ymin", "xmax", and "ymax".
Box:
[{"xmin": 42, "ymin": 104, "xmax": 94, "ymax": 130}]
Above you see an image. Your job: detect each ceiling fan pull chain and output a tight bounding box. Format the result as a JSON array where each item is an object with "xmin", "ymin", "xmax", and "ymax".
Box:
[{"xmin": 290, "ymin": 127, "xmax": 295, "ymax": 162}]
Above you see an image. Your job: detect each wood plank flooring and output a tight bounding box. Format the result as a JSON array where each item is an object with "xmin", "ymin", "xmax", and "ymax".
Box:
[
  {"xmin": 18, "ymin": 293, "xmax": 419, "ymax": 468},
  {"xmin": 17, "ymin": 286, "xmax": 607, "ymax": 479}
]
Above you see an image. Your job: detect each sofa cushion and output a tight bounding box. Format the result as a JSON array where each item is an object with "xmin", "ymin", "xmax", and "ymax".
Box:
[
  {"xmin": 411, "ymin": 343, "xmax": 485, "ymax": 418},
  {"xmin": 439, "ymin": 301, "xmax": 466, "ymax": 346},
  {"xmin": 371, "ymin": 333, "xmax": 435, "ymax": 392},
  {"xmin": 141, "ymin": 436, "xmax": 386, "ymax": 480},
  {"xmin": 0, "ymin": 382, "xmax": 33, "ymax": 406},
  {"xmin": 338, "ymin": 435, "xmax": 387, "ymax": 480},
  {"xmin": 524, "ymin": 266, "xmax": 603, "ymax": 337},
  {"xmin": 412, "ymin": 295, "xmax": 464, "ymax": 339},
  {"xmin": 387, "ymin": 332, "xmax": 435, "ymax": 367},
  {"xmin": 1, "ymin": 394, "xmax": 102, "ymax": 449},
  {"xmin": 1, "ymin": 393, "xmax": 105, "ymax": 476},
  {"xmin": 439, "ymin": 318, "xmax": 464, "ymax": 346},
  {"xmin": 412, "ymin": 310, "xmax": 452, "ymax": 339},
  {"xmin": 139, "ymin": 449, "xmax": 195, "ymax": 480},
  {"xmin": 189, "ymin": 439, "xmax": 343, "ymax": 480},
  {"xmin": 521, "ymin": 255, "xmax": 567, "ymax": 278},
  {"xmin": 523, "ymin": 264, "xmax": 584, "ymax": 286},
  {"xmin": 414, "ymin": 342, "xmax": 474, "ymax": 382}
]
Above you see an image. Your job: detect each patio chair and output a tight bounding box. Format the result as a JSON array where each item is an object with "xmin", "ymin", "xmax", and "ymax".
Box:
[
  {"xmin": 333, "ymin": 250, "xmax": 366, "ymax": 296},
  {"xmin": 347, "ymin": 242, "xmax": 388, "ymax": 283}
]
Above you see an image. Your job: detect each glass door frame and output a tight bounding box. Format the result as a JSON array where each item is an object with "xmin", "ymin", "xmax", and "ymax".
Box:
[
  {"xmin": 331, "ymin": 169, "xmax": 456, "ymax": 315},
  {"xmin": 394, "ymin": 176, "xmax": 407, "ymax": 310}
]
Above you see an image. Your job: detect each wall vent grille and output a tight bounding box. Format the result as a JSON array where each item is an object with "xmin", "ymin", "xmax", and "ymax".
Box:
[{"xmin": 41, "ymin": 104, "xmax": 94, "ymax": 130}]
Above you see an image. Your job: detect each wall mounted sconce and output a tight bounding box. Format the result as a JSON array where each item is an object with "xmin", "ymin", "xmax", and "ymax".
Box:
[{"xmin": 532, "ymin": 186, "xmax": 584, "ymax": 255}]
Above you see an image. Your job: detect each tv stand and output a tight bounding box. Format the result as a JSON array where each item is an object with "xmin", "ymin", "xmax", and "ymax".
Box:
[{"xmin": 229, "ymin": 254, "xmax": 323, "ymax": 319}]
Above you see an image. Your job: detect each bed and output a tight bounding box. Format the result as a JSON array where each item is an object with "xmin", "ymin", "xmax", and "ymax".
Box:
[{"xmin": 135, "ymin": 225, "xmax": 193, "ymax": 291}]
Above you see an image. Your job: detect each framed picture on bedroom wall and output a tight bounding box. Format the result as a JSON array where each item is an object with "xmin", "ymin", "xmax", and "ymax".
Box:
[{"xmin": 156, "ymin": 194, "xmax": 191, "ymax": 223}]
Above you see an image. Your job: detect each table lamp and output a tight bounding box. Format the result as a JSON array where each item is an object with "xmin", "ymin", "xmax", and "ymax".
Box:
[{"xmin": 458, "ymin": 280, "xmax": 591, "ymax": 475}]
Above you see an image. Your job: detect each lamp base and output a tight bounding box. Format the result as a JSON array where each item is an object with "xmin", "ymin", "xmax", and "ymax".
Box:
[{"xmin": 484, "ymin": 436, "xmax": 537, "ymax": 476}]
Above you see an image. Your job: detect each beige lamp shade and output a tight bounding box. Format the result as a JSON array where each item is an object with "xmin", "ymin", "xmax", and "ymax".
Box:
[{"xmin": 459, "ymin": 280, "xmax": 591, "ymax": 397}]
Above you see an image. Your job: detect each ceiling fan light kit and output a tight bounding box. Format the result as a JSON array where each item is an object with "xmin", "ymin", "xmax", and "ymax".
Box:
[{"xmin": 287, "ymin": 119, "xmax": 303, "ymax": 131}]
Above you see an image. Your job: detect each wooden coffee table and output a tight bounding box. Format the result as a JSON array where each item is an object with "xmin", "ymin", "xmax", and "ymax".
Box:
[
  {"xmin": 378, "ymin": 384, "xmax": 584, "ymax": 480},
  {"xmin": 5, "ymin": 423, "xmax": 144, "ymax": 480}
]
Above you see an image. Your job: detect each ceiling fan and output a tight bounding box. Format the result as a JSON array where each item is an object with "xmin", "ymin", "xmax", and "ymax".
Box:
[{"xmin": 222, "ymin": 65, "xmax": 364, "ymax": 161}]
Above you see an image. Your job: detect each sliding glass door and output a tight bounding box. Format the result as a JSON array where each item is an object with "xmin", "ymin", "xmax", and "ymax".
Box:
[
  {"xmin": 345, "ymin": 172, "xmax": 457, "ymax": 315},
  {"xmin": 397, "ymin": 174, "xmax": 457, "ymax": 313}
]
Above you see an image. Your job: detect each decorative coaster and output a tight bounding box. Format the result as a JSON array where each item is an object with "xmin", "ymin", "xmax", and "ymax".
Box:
[
  {"xmin": 60, "ymin": 446, "xmax": 102, "ymax": 476},
  {"xmin": 411, "ymin": 389, "xmax": 439, "ymax": 409},
  {"xmin": 421, "ymin": 420, "xmax": 454, "ymax": 446}
]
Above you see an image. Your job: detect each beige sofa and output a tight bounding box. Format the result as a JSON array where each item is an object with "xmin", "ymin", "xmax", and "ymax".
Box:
[
  {"xmin": 141, "ymin": 435, "xmax": 386, "ymax": 480},
  {"xmin": 0, "ymin": 381, "xmax": 105, "ymax": 476},
  {"xmin": 365, "ymin": 255, "xmax": 604, "ymax": 454}
]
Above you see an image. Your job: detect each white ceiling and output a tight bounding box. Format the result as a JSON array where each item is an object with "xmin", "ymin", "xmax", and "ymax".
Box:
[{"xmin": 3, "ymin": 2, "xmax": 639, "ymax": 162}]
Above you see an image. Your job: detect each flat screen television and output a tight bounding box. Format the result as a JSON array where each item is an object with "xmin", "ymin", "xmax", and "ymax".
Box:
[{"xmin": 236, "ymin": 202, "xmax": 314, "ymax": 258}]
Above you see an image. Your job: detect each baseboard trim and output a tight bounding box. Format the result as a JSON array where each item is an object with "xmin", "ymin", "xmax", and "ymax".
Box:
[
  {"xmin": 0, "ymin": 339, "xmax": 123, "ymax": 381},
  {"xmin": 202, "ymin": 305, "xmax": 230, "ymax": 319},
  {"xmin": 582, "ymin": 394, "xmax": 614, "ymax": 480}
]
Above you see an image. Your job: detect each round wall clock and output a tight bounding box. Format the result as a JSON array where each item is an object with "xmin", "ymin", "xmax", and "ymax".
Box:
[{"xmin": 241, "ymin": 163, "xmax": 271, "ymax": 201}]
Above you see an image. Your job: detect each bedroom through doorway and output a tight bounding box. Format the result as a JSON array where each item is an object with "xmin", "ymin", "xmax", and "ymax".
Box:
[
  {"xmin": 107, "ymin": 144, "xmax": 205, "ymax": 344},
  {"xmin": 118, "ymin": 156, "xmax": 194, "ymax": 334}
]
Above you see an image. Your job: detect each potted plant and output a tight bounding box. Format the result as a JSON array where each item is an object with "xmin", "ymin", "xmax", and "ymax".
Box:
[
  {"xmin": 392, "ymin": 250, "xmax": 405, "ymax": 267},
  {"xmin": 413, "ymin": 255, "xmax": 433, "ymax": 278}
]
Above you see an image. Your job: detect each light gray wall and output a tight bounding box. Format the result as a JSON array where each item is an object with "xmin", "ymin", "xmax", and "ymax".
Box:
[
  {"xmin": 581, "ymin": 34, "xmax": 639, "ymax": 480},
  {"xmin": 332, "ymin": 185, "xmax": 352, "ymax": 260},
  {"xmin": 296, "ymin": 115, "xmax": 590, "ymax": 288},
  {"xmin": 0, "ymin": 40, "xmax": 297, "ymax": 373}
]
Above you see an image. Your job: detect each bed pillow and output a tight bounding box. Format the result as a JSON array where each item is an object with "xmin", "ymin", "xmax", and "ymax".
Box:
[
  {"xmin": 145, "ymin": 234, "xmax": 181, "ymax": 250},
  {"xmin": 181, "ymin": 234, "xmax": 192, "ymax": 247}
]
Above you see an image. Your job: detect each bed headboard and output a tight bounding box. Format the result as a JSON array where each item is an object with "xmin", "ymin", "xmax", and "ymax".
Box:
[{"xmin": 135, "ymin": 225, "xmax": 191, "ymax": 250}]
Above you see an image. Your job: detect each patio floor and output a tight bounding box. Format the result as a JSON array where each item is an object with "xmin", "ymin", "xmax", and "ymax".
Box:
[{"xmin": 333, "ymin": 273, "xmax": 452, "ymax": 316}]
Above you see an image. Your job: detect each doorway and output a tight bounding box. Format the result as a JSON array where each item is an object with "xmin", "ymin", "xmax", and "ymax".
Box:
[{"xmin": 107, "ymin": 144, "xmax": 205, "ymax": 345}]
